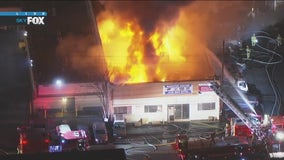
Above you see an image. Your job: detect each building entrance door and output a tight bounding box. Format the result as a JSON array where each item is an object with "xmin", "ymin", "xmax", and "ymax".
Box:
[{"xmin": 167, "ymin": 104, "xmax": 189, "ymax": 121}]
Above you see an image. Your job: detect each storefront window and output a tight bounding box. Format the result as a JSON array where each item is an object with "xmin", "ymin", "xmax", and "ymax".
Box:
[
  {"xmin": 144, "ymin": 105, "xmax": 162, "ymax": 113},
  {"xmin": 197, "ymin": 102, "xmax": 215, "ymax": 110}
]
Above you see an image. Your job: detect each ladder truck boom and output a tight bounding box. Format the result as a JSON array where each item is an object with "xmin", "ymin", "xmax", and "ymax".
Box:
[{"xmin": 209, "ymin": 81, "xmax": 266, "ymax": 140}]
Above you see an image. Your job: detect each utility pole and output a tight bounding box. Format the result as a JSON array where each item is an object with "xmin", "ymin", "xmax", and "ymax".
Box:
[
  {"xmin": 85, "ymin": 0, "xmax": 103, "ymax": 46},
  {"xmin": 85, "ymin": 1, "xmax": 110, "ymax": 117},
  {"xmin": 23, "ymin": 31, "xmax": 36, "ymax": 116},
  {"xmin": 221, "ymin": 40, "xmax": 225, "ymax": 86},
  {"xmin": 220, "ymin": 40, "xmax": 225, "ymax": 114}
]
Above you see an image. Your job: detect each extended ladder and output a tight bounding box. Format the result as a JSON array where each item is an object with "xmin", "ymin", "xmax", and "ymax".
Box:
[{"xmin": 209, "ymin": 81, "xmax": 265, "ymax": 140}]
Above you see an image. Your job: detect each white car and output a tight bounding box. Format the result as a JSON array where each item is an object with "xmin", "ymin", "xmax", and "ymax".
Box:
[{"xmin": 237, "ymin": 80, "xmax": 248, "ymax": 92}]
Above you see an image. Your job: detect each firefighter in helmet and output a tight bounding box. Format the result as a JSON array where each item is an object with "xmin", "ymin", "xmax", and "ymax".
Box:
[
  {"xmin": 277, "ymin": 34, "xmax": 282, "ymax": 47},
  {"xmin": 246, "ymin": 45, "xmax": 251, "ymax": 59},
  {"xmin": 225, "ymin": 123, "xmax": 231, "ymax": 137},
  {"xmin": 251, "ymin": 33, "xmax": 257, "ymax": 46},
  {"xmin": 176, "ymin": 134, "xmax": 188, "ymax": 160}
]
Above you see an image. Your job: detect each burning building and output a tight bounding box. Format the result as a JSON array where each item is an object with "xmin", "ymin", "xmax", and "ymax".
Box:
[
  {"xmin": 96, "ymin": 1, "xmax": 216, "ymax": 84},
  {"xmin": 33, "ymin": 1, "xmax": 263, "ymax": 123},
  {"xmin": 95, "ymin": 1, "xmax": 228, "ymax": 123}
]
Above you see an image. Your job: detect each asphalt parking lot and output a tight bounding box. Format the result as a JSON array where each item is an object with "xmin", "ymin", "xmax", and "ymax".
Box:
[{"xmin": 114, "ymin": 120, "xmax": 226, "ymax": 145}]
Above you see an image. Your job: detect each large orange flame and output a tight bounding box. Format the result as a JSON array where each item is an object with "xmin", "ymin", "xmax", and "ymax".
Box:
[{"xmin": 97, "ymin": 2, "xmax": 216, "ymax": 84}]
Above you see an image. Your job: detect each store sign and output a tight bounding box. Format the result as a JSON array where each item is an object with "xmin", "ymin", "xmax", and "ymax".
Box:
[
  {"xmin": 198, "ymin": 83, "xmax": 212, "ymax": 93},
  {"xmin": 163, "ymin": 84, "xmax": 192, "ymax": 95}
]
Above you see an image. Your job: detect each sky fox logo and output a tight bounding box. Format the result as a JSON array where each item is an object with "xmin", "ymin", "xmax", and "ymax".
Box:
[{"xmin": 27, "ymin": 16, "xmax": 45, "ymax": 25}]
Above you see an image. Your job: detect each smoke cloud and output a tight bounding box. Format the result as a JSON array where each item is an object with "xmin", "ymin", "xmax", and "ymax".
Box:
[
  {"xmin": 55, "ymin": 33, "xmax": 107, "ymax": 81},
  {"xmin": 55, "ymin": 1, "xmax": 284, "ymax": 83}
]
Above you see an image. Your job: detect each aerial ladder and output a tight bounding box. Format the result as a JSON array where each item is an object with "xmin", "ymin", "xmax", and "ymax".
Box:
[{"xmin": 209, "ymin": 81, "xmax": 267, "ymax": 141}]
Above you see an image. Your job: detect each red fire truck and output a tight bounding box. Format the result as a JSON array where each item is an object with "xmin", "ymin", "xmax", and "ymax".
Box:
[
  {"xmin": 230, "ymin": 114, "xmax": 262, "ymax": 137},
  {"xmin": 271, "ymin": 116, "xmax": 284, "ymax": 133},
  {"xmin": 230, "ymin": 118, "xmax": 253, "ymax": 137},
  {"xmin": 49, "ymin": 124, "xmax": 88, "ymax": 152}
]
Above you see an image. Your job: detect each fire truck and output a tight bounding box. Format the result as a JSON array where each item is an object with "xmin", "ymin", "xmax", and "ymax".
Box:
[
  {"xmin": 175, "ymin": 81, "xmax": 282, "ymax": 159},
  {"xmin": 229, "ymin": 113, "xmax": 263, "ymax": 137},
  {"xmin": 269, "ymin": 115, "xmax": 284, "ymax": 151},
  {"xmin": 230, "ymin": 117, "xmax": 253, "ymax": 137},
  {"xmin": 271, "ymin": 115, "xmax": 284, "ymax": 132},
  {"xmin": 175, "ymin": 81, "xmax": 269, "ymax": 158},
  {"xmin": 49, "ymin": 124, "xmax": 89, "ymax": 152},
  {"xmin": 209, "ymin": 81, "xmax": 284, "ymax": 156},
  {"xmin": 209, "ymin": 81, "xmax": 267, "ymax": 140}
]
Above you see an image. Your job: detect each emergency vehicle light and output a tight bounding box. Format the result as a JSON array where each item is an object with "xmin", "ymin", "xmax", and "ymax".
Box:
[{"xmin": 276, "ymin": 131, "xmax": 284, "ymax": 141}]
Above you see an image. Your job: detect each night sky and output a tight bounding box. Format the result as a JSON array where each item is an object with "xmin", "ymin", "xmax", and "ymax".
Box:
[
  {"xmin": 0, "ymin": 1, "xmax": 104, "ymax": 149},
  {"xmin": 23, "ymin": 1, "xmax": 105, "ymax": 84},
  {"xmin": 0, "ymin": 30, "xmax": 32, "ymax": 101},
  {"xmin": 0, "ymin": 1, "xmax": 104, "ymax": 106}
]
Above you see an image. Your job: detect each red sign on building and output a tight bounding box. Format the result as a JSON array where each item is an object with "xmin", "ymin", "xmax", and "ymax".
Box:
[{"xmin": 198, "ymin": 83, "xmax": 212, "ymax": 93}]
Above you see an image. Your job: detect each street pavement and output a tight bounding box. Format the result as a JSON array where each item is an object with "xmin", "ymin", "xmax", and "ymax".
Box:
[
  {"xmin": 101, "ymin": 121, "xmax": 270, "ymax": 160},
  {"xmin": 110, "ymin": 121, "xmax": 225, "ymax": 159},
  {"xmin": 92, "ymin": 121, "xmax": 220, "ymax": 160}
]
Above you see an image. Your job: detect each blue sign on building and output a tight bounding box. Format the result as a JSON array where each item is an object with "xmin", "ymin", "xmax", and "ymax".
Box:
[{"xmin": 163, "ymin": 84, "xmax": 192, "ymax": 95}]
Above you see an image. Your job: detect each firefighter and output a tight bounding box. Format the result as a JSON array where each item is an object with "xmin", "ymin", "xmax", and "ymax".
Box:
[
  {"xmin": 246, "ymin": 45, "xmax": 251, "ymax": 59},
  {"xmin": 225, "ymin": 123, "xmax": 231, "ymax": 137},
  {"xmin": 251, "ymin": 33, "xmax": 257, "ymax": 46},
  {"xmin": 106, "ymin": 115, "xmax": 114, "ymax": 142},
  {"xmin": 210, "ymin": 132, "xmax": 216, "ymax": 146},
  {"xmin": 277, "ymin": 34, "xmax": 282, "ymax": 46},
  {"xmin": 176, "ymin": 134, "xmax": 188, "ymax": 160},
  {"xmin": 248, "ymin": 7, "xmax": 256, "ymax": 19},
  {"xmin": 177, "ymin": 135, "xmax": 188, "ymax": 153},
  {"xmin": 250, "ymin": 133, "xmax": 256, "ymax": 146},
  {"xmin": 178, "ymin": 139, "xmax": 188, "ymax": 160},
  {"xmin": 18, "ymin": 40, "xmax": 26, "ymax": 50}
]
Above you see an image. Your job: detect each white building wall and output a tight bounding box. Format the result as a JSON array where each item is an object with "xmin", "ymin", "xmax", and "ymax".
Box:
[
  {"xmin": 113, "ymin": 92, "xmax": 220, "ymax": 123},
  {"xmin": 113, "ymin": 97, "xmax": 168, "ymax": 123},
  {"xmin": 190, "ymin": 92, "xmax": 220, "ymax": 120}
]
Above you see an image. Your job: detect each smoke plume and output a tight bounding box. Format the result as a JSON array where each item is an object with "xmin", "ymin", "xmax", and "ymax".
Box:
[{"xmin": 55, "ymin": 1, "xmax": 284, "ymax": 84}]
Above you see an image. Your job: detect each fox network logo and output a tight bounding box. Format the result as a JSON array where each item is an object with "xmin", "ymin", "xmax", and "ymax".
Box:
[{"xmin": 15, "ymin": 12, "xmax": 47, "ymax": 25}]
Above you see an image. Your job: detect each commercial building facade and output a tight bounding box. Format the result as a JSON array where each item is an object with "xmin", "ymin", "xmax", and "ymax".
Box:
[
  {"xmin": 33, "ymin": 82, "xmax": 106, "ymax": 120},
  {"xmin": 111, "ymin": 81, "xmax": 220, "ymax": 124},
  {"xmin": 33, "ymin": 80, "xmax": 220, "ymax": 124}
]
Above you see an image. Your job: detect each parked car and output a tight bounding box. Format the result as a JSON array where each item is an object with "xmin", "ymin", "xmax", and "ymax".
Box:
[
  {"xmin": 92, "ymin": 122, "xmax": 108, "ymax": 144},
  {"xmin": 113, "ymin": 121, "xmax": 126, "ymax": 139},
  {"xmin": 237, "ymin": 80, "xmax": 248, "ymax": 92},
  {"xmin": 17, "ymin": 124, "xmax": 50, "ymax": 154}
]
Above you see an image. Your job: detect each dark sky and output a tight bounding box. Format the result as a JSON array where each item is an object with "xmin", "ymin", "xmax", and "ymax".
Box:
[
  {"xmin": 0, "ymin": 0, "xmax": 104, "ymax": 103},
  {"xmin": 23, "ymin": 1, "xmax": 105, "ymax": 84},
  {"xmin": 0, "ymin": 30, "xmax": 32, "ymax": 101}
]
